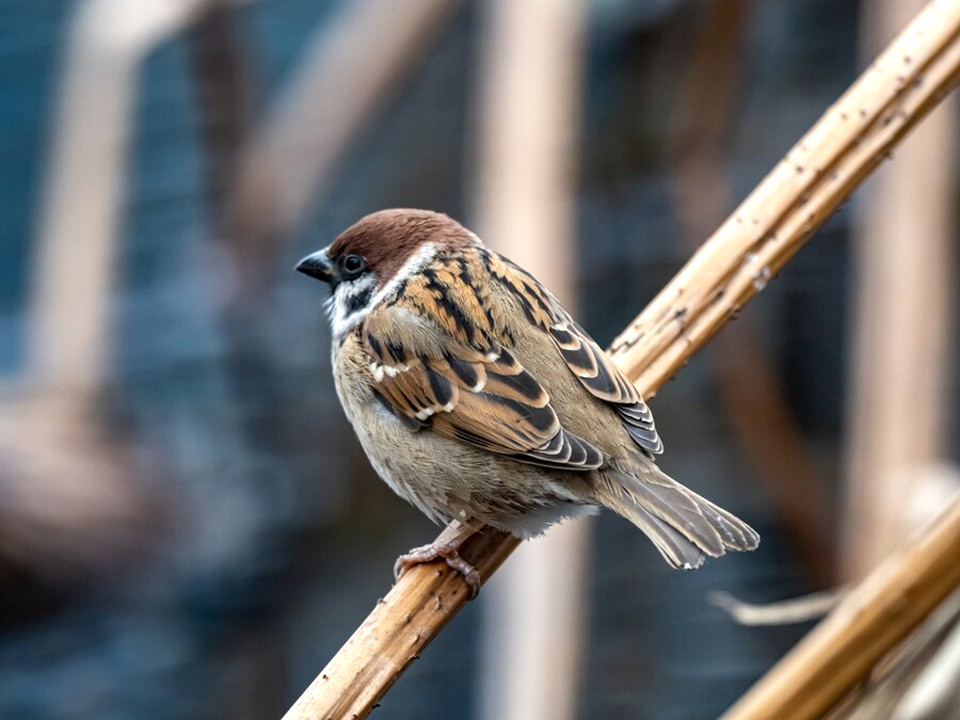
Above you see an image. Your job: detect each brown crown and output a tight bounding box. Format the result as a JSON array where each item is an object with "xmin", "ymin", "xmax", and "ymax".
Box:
[{"xmin": 327, "ymin": 209, "xmax": 479, "ymax": 286}]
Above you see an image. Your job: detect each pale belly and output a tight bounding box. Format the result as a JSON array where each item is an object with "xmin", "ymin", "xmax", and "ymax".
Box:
[{"xmin": 332, "ymin": 342, "xmax": 598, "ymax": 536}]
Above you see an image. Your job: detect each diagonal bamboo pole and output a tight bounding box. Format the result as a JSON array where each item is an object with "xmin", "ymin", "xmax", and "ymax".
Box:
[
  {"xmin": 284, "ymin": 1, "xmax": 960, "ymax": 717},
  {"xmin": 723, "ymin": 497, "xmax": 960, "ymax": 720}
]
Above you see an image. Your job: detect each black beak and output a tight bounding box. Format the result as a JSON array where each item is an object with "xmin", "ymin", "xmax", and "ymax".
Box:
[{"xmin": 296, "ymin": 249, "xmax": 337, "ymax": 286}]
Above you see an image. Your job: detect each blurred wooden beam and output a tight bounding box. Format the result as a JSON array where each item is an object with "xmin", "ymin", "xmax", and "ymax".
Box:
[
  {"xmin": 284, "ymin": 0, "xmax": 960, "ymax": 717},
  {"xmin": 470, "ymin": 2, "xmax": 586, "ymax": 720},
  {"xmin": 187, "ymin": 0, "xmax": 252, "ymax": 212},
  {"xmin": 227, "ymin": 0, "xmax": 459, "ymax": 280},
  {"xmin": 2, "ymin": 0, "xmax": 229, "ymax": 583},
  {"xmin": 842, "ymin": 0, "xmax": 957, "ymax": 579},
  {"xmin": 28, "ymin": 0, "xmax": 230, "ymax": 392}
]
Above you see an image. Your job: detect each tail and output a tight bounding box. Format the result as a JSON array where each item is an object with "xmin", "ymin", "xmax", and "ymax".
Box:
[{"xmin": 595, "ymin": 466, "xmax": 759, "ymax": 570}]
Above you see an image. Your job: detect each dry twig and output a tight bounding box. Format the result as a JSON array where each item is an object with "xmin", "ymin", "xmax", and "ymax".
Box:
[{"xmin": 285, "ymin": 0, "xmax": 960, "ymax": 717}]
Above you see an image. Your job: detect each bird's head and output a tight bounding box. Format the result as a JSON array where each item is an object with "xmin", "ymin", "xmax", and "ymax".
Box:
[{"xmin": 296, "ymin": 209, "xmax": 480, "ymax": 338}]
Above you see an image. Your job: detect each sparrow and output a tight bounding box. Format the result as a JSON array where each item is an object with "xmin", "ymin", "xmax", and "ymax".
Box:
[{"xmin": 297, "ymin": 209, "xmax": 758, "ymax": 594}]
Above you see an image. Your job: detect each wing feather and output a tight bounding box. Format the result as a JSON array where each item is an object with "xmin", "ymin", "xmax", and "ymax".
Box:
[
  {"xmin": 361, "ymin": 246, "xmax": 661, "ymax": 465},
  {"xmin": 362, "ymin": 294, "xmax": 603, "ymax": 471},
  {"xmin": 491, "ymin": 254, "xmax": 664, "ymax": 455}
]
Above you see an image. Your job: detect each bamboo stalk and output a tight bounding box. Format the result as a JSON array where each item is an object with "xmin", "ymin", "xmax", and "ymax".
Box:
[
  {"xmin": 722, "ymin": 497, "xmax": 960, "ymax": 720},
  {"xmin": 282, "ymin": 525, "xmax": 520, "ymax": 720},
  {"xmin": 284, "ymin": 0, "xmax": 960, "ymax": 717},
  {"xmin": 610, "ymin": 0, "xmax": 960, "ymax": 393}
]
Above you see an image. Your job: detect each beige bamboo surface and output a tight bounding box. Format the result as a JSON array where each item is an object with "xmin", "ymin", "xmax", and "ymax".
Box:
[
  {"xmin": 284, "ymin": 0, "xmax": 960, "ymax": 717},
  {"xmin": 723, "ymin": 498, "xmax": 960, "ymax": 720}
]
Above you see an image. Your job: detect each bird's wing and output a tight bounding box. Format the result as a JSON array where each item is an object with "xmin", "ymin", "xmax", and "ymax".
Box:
[
  {"xmin": 361, "ymin": 283, "xmax": 604, "ymax": 471},
  {"xmin": 487, "ymin": 254, "xmax": 663, "ymax": 455}
]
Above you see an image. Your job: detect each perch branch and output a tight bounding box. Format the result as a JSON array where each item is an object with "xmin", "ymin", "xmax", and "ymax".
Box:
[
  {"xmin": 610, "ymin": 0, "xmax": 960, "ymax": 390},
  {"xmin": 284, "ymin": 0, "xmax": 960, "ymax": 717}
]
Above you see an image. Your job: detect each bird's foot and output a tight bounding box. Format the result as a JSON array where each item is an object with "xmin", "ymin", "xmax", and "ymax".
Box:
[{"xmin": 394, "ymin": 522, "xmax": 482, "ymax": 598}]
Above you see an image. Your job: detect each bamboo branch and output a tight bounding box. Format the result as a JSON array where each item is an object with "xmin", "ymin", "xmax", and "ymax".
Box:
[
  {"xmin": 610, "ymin": 0, "xmax": 960, "ymax": 391},
  {"xmin": 722, "ymin": 496, "xmax": 960, "ymax": 720},
  {"xmin": 282, "ymin": 525, "xmax": 520, "ymax": 720},
  {"xmin": 284, "ymin": 0, "xmax": 960, "ymax": 717}
]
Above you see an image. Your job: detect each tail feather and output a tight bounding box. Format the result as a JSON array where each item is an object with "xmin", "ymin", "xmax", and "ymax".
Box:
[{"xmin": 595, "ymin": 467, "xmax": 759, "ymax": 569}]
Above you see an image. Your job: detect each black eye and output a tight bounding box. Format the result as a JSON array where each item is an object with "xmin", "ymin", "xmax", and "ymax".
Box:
[{"xmin": 341, "ymin": 254, "xmax": 366, "ymax": 278}]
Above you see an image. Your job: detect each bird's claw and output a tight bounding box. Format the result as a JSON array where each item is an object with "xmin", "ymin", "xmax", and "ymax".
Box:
[{"xmin": 394, "ymin": 539, "xmax": 482, "ymax": 598}]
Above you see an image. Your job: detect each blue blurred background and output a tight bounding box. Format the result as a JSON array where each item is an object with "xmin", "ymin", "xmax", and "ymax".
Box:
[{"xmin": 3, "ymin": 1, "xmax": 955, "ymax": 718}]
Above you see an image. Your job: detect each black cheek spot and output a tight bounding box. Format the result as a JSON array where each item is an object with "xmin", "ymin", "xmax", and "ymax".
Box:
[{"xmin": 345, "ymin": 286, "xmax": 373, "ymax": 316}]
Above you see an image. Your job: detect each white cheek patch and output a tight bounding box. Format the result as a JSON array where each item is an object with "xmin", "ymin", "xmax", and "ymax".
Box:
[
  {"xmin": 329, "ymin": 275, "xmax": 377, "ymax": 338},
  {"xmin": 328, "ymin": 242, "xmax": 440, "ymax": 342}
]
